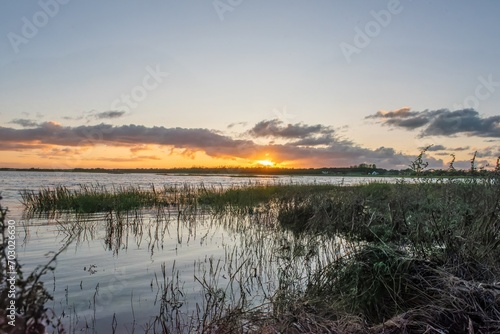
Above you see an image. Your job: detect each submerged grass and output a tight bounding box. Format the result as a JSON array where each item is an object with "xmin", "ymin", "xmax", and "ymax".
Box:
[
  {"xmin": 21, "ymin": 184, "xmax": 159, "ymax": 213},
  {"xmin": 20, "ymin": 182, "xmax": 339, "ymax": 215},
  {"xmin": 20, "ymin": 183, "xmax": 204, "ymax": 214}
]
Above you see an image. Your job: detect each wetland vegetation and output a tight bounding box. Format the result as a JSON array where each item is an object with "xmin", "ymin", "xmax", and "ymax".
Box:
[{"xmin": 2, "ymin": 170, "xmax": 500, "ymax": 333}]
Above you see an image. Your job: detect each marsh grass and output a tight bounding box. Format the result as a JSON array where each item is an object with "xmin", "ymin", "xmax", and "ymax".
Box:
[
  {"xmin": 21, "ymin": 184, "xmax": 164, "ymax": 214},
  {"xmin": 16, "ymin": 177, "xmax": 500, "ymax": 333},
  {"xmin": 20, "ymin": 182, "xmax": 339, "ymax": 217},
  {"xmin": 268, "ymin": 178, "xmax": 500, "ymax": 332},
  {"xmin": 197, "ymin": 183, "xmax": 338, "ymax": 209}
]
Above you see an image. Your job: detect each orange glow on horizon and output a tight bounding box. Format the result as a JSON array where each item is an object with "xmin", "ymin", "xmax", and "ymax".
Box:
[{"xmin": 1, "ymin": 145, "xmax": 294, "ymax": 169}]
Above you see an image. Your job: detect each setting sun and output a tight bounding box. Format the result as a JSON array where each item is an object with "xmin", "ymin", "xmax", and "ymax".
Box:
[{"xmin": 256, "ymin": 159, "xmax": 275, "ymax": 167}]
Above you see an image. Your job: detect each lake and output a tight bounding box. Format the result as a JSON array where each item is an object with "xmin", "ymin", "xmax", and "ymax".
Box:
[{"xmin": 1, "ymin": 171, "xmax": 397, "ymax": 333}]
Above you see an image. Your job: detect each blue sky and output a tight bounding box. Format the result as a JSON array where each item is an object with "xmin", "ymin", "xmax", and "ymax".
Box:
[{"xmin": 1, "ymin": 0, "xmax": 499, "ymax": 169}]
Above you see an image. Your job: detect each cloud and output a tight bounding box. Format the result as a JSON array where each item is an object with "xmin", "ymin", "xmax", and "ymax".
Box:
[
  {"xmin": 291, "ymin": 136, "xmax": 336, "ymax": 146},
  {"xmin": 248, "ymin": 119, "xmax": 335, "ymax": 140},
  {"xmin": 475, "ymin": 146, "xmax": 500, "ymax": 158},
  {"xmin": 9, "ymin": 119, "xmax": 39, "ymax": 127},
  {"xmin": 0, "ymin": 122, "xmax": 255, "ymax": 156},
  {"xmin": 453, "ymin": 146, "xmax": 471, "ymax": 151},
  {"xmin": 61, "ymin": 110, "xmax": 126, "ymax": 123},
  {"xmin": 367, "ymin": 108, "xmax": 500, "ymax": 138},
  {"xmin": 0, "ymin": 120, "xmax": 445, "ymax": 169},
  {"xmin": 129, "ymin": 145, "xmax": 151, "ymax": 153},
  {"xmin": 227, "ymin": 122, "xmax": 248, "ymax": 129},
  {"xmin": 94, "ymin": 111, "xmax": 126, "ymax": 119},
  {"xmin": 417, "ymin": 145, "xmax": 470, "ymax": 152},
  {"xmin": 92, "ymin": 155, "xmax": 162, "ymax": 162},
  {"xmin": 420, "ymin": 144, "xmax": 447, "ymax": 151},
  {"xmin": 0, "ymin": 142, "xmax": 47, "ymax": 151},
  {"xmin": 366, "ymin": 107, "xmax": 416, "ymax": 119}
]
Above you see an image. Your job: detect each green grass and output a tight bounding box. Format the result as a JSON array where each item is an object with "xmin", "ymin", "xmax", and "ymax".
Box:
[
  {"xmin": 21, "ymin": 182, "xmax": 339, "ymax": 214},
  {"xmin": 16, "ymin": 178, "xmax": 500, "ymax": 332},
  {"xmin": 20, "ymin": 183, "xmax": 201, "ymax": 214},
  {"xmin": 197, "ymin": 183, "xmax": 338, "ymax": 213}
]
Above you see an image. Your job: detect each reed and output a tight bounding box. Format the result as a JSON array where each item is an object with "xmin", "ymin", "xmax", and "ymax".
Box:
[
  {"xmin": 20, "ymin": 182, "xmax": 339, "ymax": 215},
  {"xmin": 15, "ymin": 175, "xmax": 500, "ymax": 333}
]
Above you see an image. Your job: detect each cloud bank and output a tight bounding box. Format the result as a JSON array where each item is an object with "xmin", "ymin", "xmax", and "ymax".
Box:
[
  {"xmin": 367, "ymin": 108, "xmax": 500, "ymax": 138},
  {"xmin": 0, "ymin": 119, "xmax": 421, "ymax": 168}
]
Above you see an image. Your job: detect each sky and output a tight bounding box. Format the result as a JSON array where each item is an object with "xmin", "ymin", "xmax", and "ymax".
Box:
[{"xmin": 1, "ymin": 0, "xmax": 499, "ymax": 170}]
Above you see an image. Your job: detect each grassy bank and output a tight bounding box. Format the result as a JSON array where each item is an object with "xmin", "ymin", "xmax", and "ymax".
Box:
[
  {"xmin": 270, "ymin": 179, "xmax": 500, "ymax": 332},
  {"xmin": 15, "ymin": 179, "xmax": 500, "ymax": 332}
]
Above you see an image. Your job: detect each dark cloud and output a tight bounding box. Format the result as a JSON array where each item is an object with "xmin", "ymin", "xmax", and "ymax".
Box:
[
  {"xmin": 62, "ymin": 115, "xmax": 84, "ymax": 121},
  {"xmin": 423, "ymin": 109, "xmax": 500, "ymax": 137},
  {"xmin": 227, "ymin": 122, "xmax": 248, "ymax": 129},
  {"xmin": 366, "ymin": 107, "xmax": 415, "ymax": 119},
  {"xmin": 248, "ymin": 119, "xmax": 334, "ymax": 139},
  {"xmin": 367, "ymin": 108, "xmax": 500, "ymax": 138},
  {"xmin": 365, "ymin": 107, "xmax": 431, "ymax": 129},
  {"xmin": 291, "ymin": 136, "xmax": 336, "ymax": 147},
  {"xmin": 9, "ymin": 119, "xmax": 39, "ymax": 127},
  {"xmin": 94, "ymin": 111, "xmax": 126, "ymax": 119},
  {"xmin": 0, "ymin": 122, "xmax": 255, "ymax": 156},
  {"xmin": 475, "ymin": 147, "xmax": 500, "ymax": 158},
  {"xmin": 417, "ymin": 145, "xmax": 470, "ymax": 152},
  {"xmin": 389, "ymin": 116, "xmax": 430, "ymax": 129},
  {"xmin": 453, "ymin": 146, "xmax": 471, "ymax": 151},
  {"xmin": 61, "ymin": 110, "xmax": 126, "ymax": 122},
  {"xmin": 420, "ymin": 144, "xmax": 447, "ymax": 151}
]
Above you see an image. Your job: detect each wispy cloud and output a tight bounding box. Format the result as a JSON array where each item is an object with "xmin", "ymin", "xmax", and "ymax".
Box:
[
  {"xmin": 9, "ymin": 119, "xmax": 39, "ymax": 127},
  {"xmin": 418, "ymin": 145, "xmax": 470, "ymax": 152},
  {"xmin": 61, "ymin": 110, "xmax": 127, "ymax": 122},
  {"xmin": 367, "ymin": 108, "xmax": 500, "ymax": 138},
  {"xmin": 94, "ymin": 111, "xmax": 126, "ymax": 119},
  {"xmin": 227, "ymin": 122, "xmax": 248, "ymax": 129}
]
